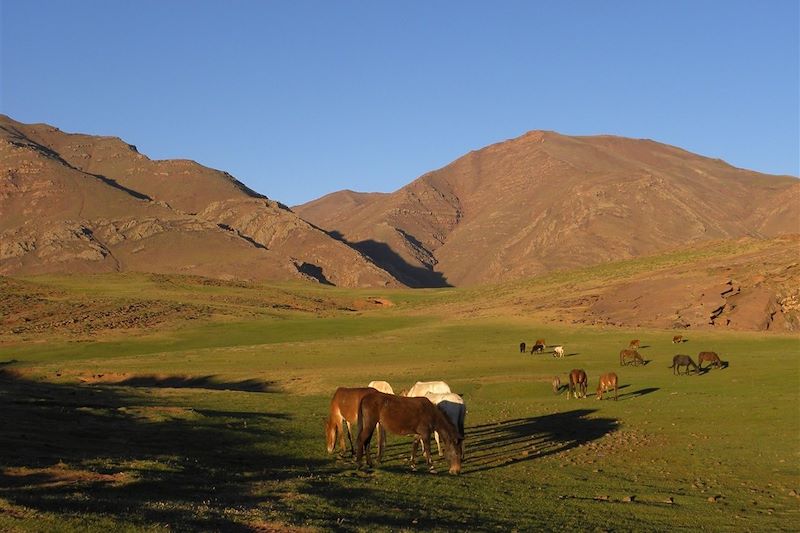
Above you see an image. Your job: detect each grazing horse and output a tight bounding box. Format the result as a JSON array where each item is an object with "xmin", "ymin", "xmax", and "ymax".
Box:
[
  {"xmin": 534, "ymin": 338, "xmax": 547, "ymax": 349},
  {"xmin": 404, "ymin": 381, "xmax": 451, "ymax": 397},
  {"xmin": 326, "ymin": 387, "xmax": 379, "ymax": 456},
  {"xmin": 553, "ymin": 346, "xmax": 565, "ymax": 358},
  {"xmin": 530, "ymin": 343, "xmax": 545, "ymax": 354},
  {"xmin": 629, "ymin": 339, "xmax": 641, "ymax": 349},
  {"xmin": 552, "ymin": 376, "xmax": 562, "ymax": 394},
  {"xmin": 596, "ymin": 373, "xmax": 618, "ymax": 401},
  {"xmin": 356, "ymin": 391, "xmax": 462, "ymax": 474},
  {"xmin": 697, "ymin": 351, "xmax": 723, "ymax": 369},
  {"xmin": 568, "ymin": 369, "xmax": 588, "ymax": 399},
  {"xmin": 619, "ymin": 349, "xmax": 644, "ymax": 366},
  {"xmin": 424, "ymin": 392, "xmax": 466, "ymax": 458},
  {"xmin": 672, "ymin": 335, "xmax": 684, "ymax": 344},
  {"xmin": 519, "ymin": 342, "xmax": 526, "ymax": 353},
  {"xmin": 669, "ymin": 354, "xmax": 698, "ymax": 375},
  {"xmin": 367, "ymin": 381, "xmax": 395, "ymax": 394}
]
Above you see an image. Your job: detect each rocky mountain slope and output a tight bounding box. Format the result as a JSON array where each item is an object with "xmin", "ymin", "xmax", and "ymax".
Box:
[
  {"xmin": 296, "ymin": 131, "xmax": 799, "ymax": 287},
  {"xmin": 0, "ymin": 115, "xmax": 399, "ymax": 287}
]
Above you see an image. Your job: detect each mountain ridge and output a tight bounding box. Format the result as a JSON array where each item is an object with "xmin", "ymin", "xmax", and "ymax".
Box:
[
  {"xmin": 296, "ymin": 128, "xmax": 798, "ymax": 287},
  {"xmin": 0, "ymin": 115, "xmax": 400, "ymax": 287}
]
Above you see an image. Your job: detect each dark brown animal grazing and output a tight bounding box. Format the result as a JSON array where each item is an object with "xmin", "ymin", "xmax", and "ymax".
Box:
[
  {"xmin": 619, "ymin": 349, "xmax": 644, "ymax": 366},
  {"xmin": 596, "ymin": 373, "xmax": 618, "ymax": 401},
  {"xmin": 326, "ymin": 387, "xmax": 380, "ymax": 456},
  {"xmin": 568, "ymin": 369, "xmax": 588, "ymax": 399},
  {"xmin": 669, "ymin": 354, "xmax": 698, "ymax": 375},
  {"xmin": 698, "ymin": 351, "xmax": 723, "ymax": 369},
  {"xmin": 530, "ymin": 343, "xmax": 545, "ymax": 354},
  {"xmin": 629, "ymin": 339, "xmax": 641, "ymax": 349},
  {"xmin": 519, "ymin": 342, "xmax": 526, "ymax": 353},
  {"xmin": 672, "ymin": 335, "xmax": 684, "ymax": 344},
  {"xmin": 356, "ymin": 391, "xmax": 462, "ymax": 474}
]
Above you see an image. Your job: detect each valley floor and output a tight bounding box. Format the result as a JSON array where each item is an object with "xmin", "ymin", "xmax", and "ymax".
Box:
[{"xmin": 1, "ymin": 274, "xmax": 798, "ymax": 532}]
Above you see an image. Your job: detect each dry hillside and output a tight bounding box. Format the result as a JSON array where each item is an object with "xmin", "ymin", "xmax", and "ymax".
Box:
[
  {"xmin": 0, "ymin": 115, "xmax": 399, "ymax": 287},
  {"xmin": 296, "ymin": 131, "xmax": 799, "ymax": 287}
]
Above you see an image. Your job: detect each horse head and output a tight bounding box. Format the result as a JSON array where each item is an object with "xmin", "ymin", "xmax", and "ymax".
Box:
[{"xmin": 443, "ymin": 435, "xmax": 463, "ymax": 475}]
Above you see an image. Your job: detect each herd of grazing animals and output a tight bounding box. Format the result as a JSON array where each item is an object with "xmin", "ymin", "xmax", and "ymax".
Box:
[
  {"xmin": 326, "ymin": 335, "xmax": 727, "ymax": 475},
  {"xmin": 522, "ymin": 335, "xmax": 728, "ymax": 401}
]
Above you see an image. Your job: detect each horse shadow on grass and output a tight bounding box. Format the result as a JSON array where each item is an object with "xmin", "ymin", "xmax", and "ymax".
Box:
[
  {"xmin": 375, "ymin": 409, "xmax": 616, "ymax": 475},
  {"xmin": 0, "ymin": 369, "xmax": 317, "ymax": 531},
  {"xmin": 617, "ymin": 387, "xmax": 660, "ymax": 401}
]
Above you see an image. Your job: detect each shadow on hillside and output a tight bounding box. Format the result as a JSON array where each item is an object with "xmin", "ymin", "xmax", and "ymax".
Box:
[
  {"xmin": 327, "ymin": 231, "xmax": 451, "ymax": 288},
  {"xmin": 110, "ymin": 374, "xmax": 280, "ymax": 393},
  {"xmin": 375, "ymin": 409, "xmax": 616, "ymax": 475},
  {"xmin": 295, "ymin": 261, "xmax": 334, "ymax": 285},
  {"xmin": 0, "ymin": 369, "xmax": 314, "ymax": 531}
]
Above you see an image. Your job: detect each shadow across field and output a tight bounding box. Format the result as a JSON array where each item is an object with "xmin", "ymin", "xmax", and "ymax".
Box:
[
  {"xmin": 376, "ymin": 409, "xmax": 616, "ymax": 475},
  {"xmin": 110, "ymin": 374, "xmax": 280, "ymax": 393},
  {"xmin": 0, "ymin": 370, "xmax": 308, "ymax": 531}
]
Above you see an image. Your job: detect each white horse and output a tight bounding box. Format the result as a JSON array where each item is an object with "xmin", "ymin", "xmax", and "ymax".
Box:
[
  {"xmin": 424, "ymin": 392, "xmax": 466, "ymax": 457},
  {"xmin": 367, "ymin": 380, "xmax": 395, "ymax": 394},
  {"xmin": 553, "ymin": 346, "xmax": 565, "ymax": 358},
  {"xmin": 404, "ymin": 380, "xmax": 451, "ymax": 397}
]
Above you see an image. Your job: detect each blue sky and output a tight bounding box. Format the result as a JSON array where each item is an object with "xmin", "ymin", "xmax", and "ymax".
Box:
[{"xmin": 2, "ymin": 1, "xmax": 798, "ymax": 205}]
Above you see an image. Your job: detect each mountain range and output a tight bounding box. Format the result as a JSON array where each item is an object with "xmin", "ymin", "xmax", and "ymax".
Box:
[{"xmin": 2, "ymin": 114, "xmax": 798, "ymax": 332}]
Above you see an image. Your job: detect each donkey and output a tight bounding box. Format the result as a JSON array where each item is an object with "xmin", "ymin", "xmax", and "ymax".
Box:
[
  {"xmin": 620, "ymin": 349, "xmax": 644, "ymax": 366},
  {"xmin": 669, "ymin": 354, "xmax": 698, "ymax": 375},
  {"xmin": 697, "ymin": 351, "xmax": 723, "ymax": 369}
]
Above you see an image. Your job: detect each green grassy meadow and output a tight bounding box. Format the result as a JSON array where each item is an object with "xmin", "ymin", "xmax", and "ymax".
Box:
[{"xmin": 1, "ymin": 274, "xmax": 798, "ymax": 531}]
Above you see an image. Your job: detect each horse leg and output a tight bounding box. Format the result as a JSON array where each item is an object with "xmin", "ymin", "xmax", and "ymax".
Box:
[
  {"xmin": 376, "ymin": 423, "xmax": 385, "ymax": 465},
  {"xmin": 345, "ymin": 420, "xmax": 356, "ymax": 456},
  {"xmin": 410, "ymin": 438, "xmax": 419, "ymax": 471},
  {"xmin": 337, "ymin": 417, "xmax": 348, "ymax": 457},
  {"xmin": 434, "ymin": 430, "xmax": 442, "ymax": 457},
  {"xmin": 422, "ymin": 434, "xmax": 435, "ymax": 473}
]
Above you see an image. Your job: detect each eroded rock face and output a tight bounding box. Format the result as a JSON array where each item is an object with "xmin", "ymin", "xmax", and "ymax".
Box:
[{"xmin": 0, "ymin": 115, "xmax": 400, "ymax": 288}]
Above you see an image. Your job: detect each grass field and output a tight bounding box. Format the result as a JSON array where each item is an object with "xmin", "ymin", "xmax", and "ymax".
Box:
[{"xmin": 1, "ymin": 274, "xmax": 798, "ymax": 531}]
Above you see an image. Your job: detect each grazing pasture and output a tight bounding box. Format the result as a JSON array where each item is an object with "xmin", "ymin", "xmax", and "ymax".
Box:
[{"xmin": 0, "ymin": 274, "xmax": 798, "ymax": 531}]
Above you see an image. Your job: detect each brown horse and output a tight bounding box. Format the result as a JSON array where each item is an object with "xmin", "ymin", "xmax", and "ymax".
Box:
[
  {"xmin": 356, "ymin": 391, "xmax": 462, "ymax": 474},
  {"xmin": 669, "ymin": 354, "xmax": 698, "ymax": 375},
  {"xmin": 629, "ymin": 339, "xmax": 641, "ymax": 349},
  {"xmin": 619, "ymin": 349, "xmax": 644, "ymax": 366},
  {"xmin": 569, "ymin": 369, "xmax": 588, "ymax": 399},
  {"xmin": 519, "ymin": 342, "xmax": 526, "ymax": 353},
  {"xmin": 672, "ymin": 335, "xmax": 684, "ymax": 344},
  {"xmin": 596, "ymin": 373, "xmax": 618, "ymax": 401},
  {"xmin": 530, "ymin": 343, "xmax": 545, "ymax": 354},
  {"xmin": 326, "ymin": 387, "xmax": 381, "ymax": 456},
  {"xmin": 534, "ymin": 338, "xmax": 546, "ymax": 348},
  {"xmin": 698, "ymin": 351, "xmax": 723, "ymax": 369}
]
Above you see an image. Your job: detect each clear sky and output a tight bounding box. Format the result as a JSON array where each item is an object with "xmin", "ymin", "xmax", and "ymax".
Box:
[{"xmin": 2, "ymin": 1, "xmax": 798, "ymax": 205}]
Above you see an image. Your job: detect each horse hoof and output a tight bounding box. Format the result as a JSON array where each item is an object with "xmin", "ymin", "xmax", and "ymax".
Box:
[{"xmin": 428, "ymin": 468, "xmax": 438, "ymax": 474}]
